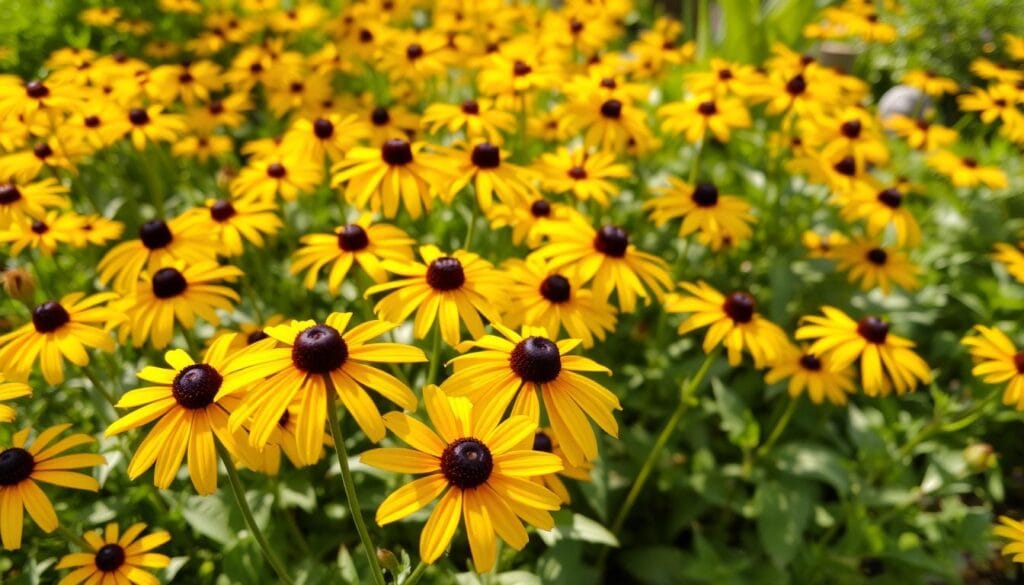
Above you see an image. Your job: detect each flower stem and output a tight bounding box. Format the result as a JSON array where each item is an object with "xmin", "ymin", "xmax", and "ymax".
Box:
[
  {"xmin": 56, "ymin": 524, "xmax": 92, "ymax": 551},
  {"xmin": 757, "ymin": 398, "xmax": 798, "ymax": 457},
  {"xmin": 215, "ymin": 441, "xmax": 295, "ymax": 585},
  {"xmin": 464, "ymin": 200, "xmax": 479, "ymax": 251},
  {"xmin": 325, "ymin": 385, "xmax": 387, "ymax": 585},
  {"xmin": 403, "ymin": 561, "xmax": 428, "ymax": 585},
  {"xmin": 606, "ymin": 350, "xmax": 717, "ymax": 539},
  {"xmin": 426, "ymin": 323, "xmax": 443, "ymax": 385}
]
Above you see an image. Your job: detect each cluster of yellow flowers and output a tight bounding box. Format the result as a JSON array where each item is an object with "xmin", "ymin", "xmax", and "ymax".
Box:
[{"xmin": 0, "ymin": 0, "xmax": 1022, "ymax": 581}]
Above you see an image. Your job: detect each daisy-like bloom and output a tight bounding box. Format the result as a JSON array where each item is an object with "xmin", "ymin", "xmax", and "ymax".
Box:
[
  {"xmin": 962, "ymin": 326, "xmax": 1024, "ymax": 410},
  {"xmin": 901, "ymin": 69, "xmax": 958, "ymax": 96},
  {"xmin": 487, "ymin": 197, "xmax": 582, "ymax": 248},
  {"xmin": 0, "ymin": 138, "xmax": 89, "ymax": 184},
  {"xmin": 802, "ymin": 107, "xmax": 889, "ymax": 168},
  {"xmin": 534, "ymin": 148, "xmax": 629, "ymax": 207},
  {"xmin": 352, "ymin": 104, "xmax": 421, "ymax": 146},
  {"xmin": 995, "ymin": 516, "xmax": 1024, "ymax": 564},
  {"xmin": 0, "ymin": 178, "xmax": 68, "ymax": 228},
  {"xmin": 0, "ymin": 211, "xmax": 85, "ymax": 256},
  {"xmin": 291, "ymin": 218, "xmax": 415, "ymax": 293},
  {"xmin": 421, "ymin": 99, "xmax": 515, "ymax": 145},
  {"xmin": 80, "ymin": 7, "xmax": 122, "ymax": 26},
  {"xmin": 0, "ymin": 424, "xmax": 104, "ymax": 550},
  {"xmin": 764, "ymin": 344, "xmax": 856, "ymax": 405},
  {"xmin": 684, "ymin": 58, "xmax": 761, "ymax": 97},
  {"xmin": 666, "ymin": 281, "xmax": 788, "ymax": 368},
  {"xmin": 0, "ymin": 375, "xmax": 30, "ymax": 422},
  {"xmin": 958, "ymin": 84, "xmax": 1024, "ymax": 141},
  {"xmin": 56, "ymin": 522, "xmax": 171, "ymax": 585},
  {"xmin": 658, "ymin": 93, "xmax": 751, "ymax": 143},
  {"xmin": 833, "ymin": 239, "xmax": 921, "ymax": 294},
  {"xmin": 0, "ymin": 292, "xmax": 119, "ymax": 384},
  {"xmin": 442, "ymin": 324, "xmax": 620, "ymax": 466},
  {"xmin": 562, "ymin": 94, "xmax": 657, "ymax": 153},
  {"xmin": 284, "ymin": 115, "xmax": 364, "ymax": 164},
  {"xmin": 230, "ymin": 153, "xmax": 324, "ymax": 202},
  {"xmin": 79, "ymin": 214, "xmax": 124, "ymax": 247},
  {"xmin": 115, "ymin": 262, "xmax": 242, "ymax": 349},
  {"xmin": 181, "ymin": 198, "xmax": 282, "ymax": 257},
  {"xmin": 148, "ymin": 60, "xmax": 224, "ymax": 106},
  {"xmin": 226, "ymin": 313, "xmax": 427, "ymax": 457},
  {"xmin": 365, "ymin": 246, "xmax": 504, "ymax": 346},
  {"xmin": 331, "ymin": 139, "xmax": 450, "ymax": 219},
  {"xmin": 107, "ymin": 106, "xmax": 187, "ymax": 151},
  {"xmin": 840, "ymin": 184, "xmax": 921, "ymax": 247},
  {"xmin": 361, "ymin": 385, "xmax": 563, "ymax": 573},
  {"xmin": 802, "ymin": 230, "xmax": 848, "ymax": 259},
  {"xmin": 171, "ymin": 132, "xmax": 234, "ymax": 163},
  {"xmin": 926, "ymin": 150, "xmax": 1008, "ymax": 190},
  {"xmin": 243, "ymin": 405, "xmax": 326, "ymax": 474},
  {"xmin": 795, "ymin": 307, "xmax": 931, "ymax": 396},
  {"xmin": 105, "ymin": 335, "xmax": 271, "ymax": 494},
  {"xmin": 645, "ymin": 179, "xmax": 755, "ymax": 250},
  {"xmin": 994, "ymin": 243, "xmax": 1024, "ymax": 284},
  {"xmin": 501, "ymin": 257, "xmax": 617, "ymax": 348},
  {"xmin": 527, "ymin": 429, "xmax": 591, "ymax": 504},
  {"xmin": 446, "ymin": 142, "xmax": 537, "ymax": 211},
  {"xmin": 98, "ymin": 216, "xmax": 217, "ymax": 293},
  {"xmin": 532, "ymin": 218, "xmax": 673, "ymax": 313},
  {"xmin": 883, "ymin": 115, "xmax": 957, "ymax": 152}
]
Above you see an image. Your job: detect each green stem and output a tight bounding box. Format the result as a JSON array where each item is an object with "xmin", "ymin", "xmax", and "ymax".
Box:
[
  {"xmin": 688, "ymin": 140, "xmax": 703, "ymax": 184},
  {"xmin": 216, "ymin": 441, "xmax": 295, "ymax": 585},
  {"xmin": 426, "ymin": 323, "xmax": 443, "ymax": 385},
  {"xmin": 464, "ymin": 201, "xmax": 479, "ymax": 251},
  {"xmin": 605, "ymin": 350, "xmax": 718, "ymax": 546},
  {"xmin": 56, "ymin": 524, "xmax": 92, "ymax": 551},
  {"xmin": 696, "ymin": 0, "xmax": 711, "ymax": 64},
  {"xmin": 757, "ymin": 398, "xmax": 798, "ymax": 457},
  {"xmin": 403, "ymin": 561, "xmax": 428, "ymax": 585},
  {"xmin": 324, "ymin": 383, "xmax": 387, "ymax": 585}
]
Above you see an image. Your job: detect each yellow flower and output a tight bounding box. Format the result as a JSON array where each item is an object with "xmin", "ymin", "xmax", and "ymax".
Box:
[
  {"xmin": 995, "ymin": 516, "xmax": 1024, "ymax": 563},
  {"xmin": 833, "ymin": 239, "xmax": 920, "ymax": 294},
  {"xmin": 422, "ymin": 98, "xmax": 515, "ymax": 145},
  {"xmin": 840, "ymin": 183, "xmax": 921, "ymax": 247},
  {"xmin": 56, "ymin": 522, "xmax": 171, "ymax": 585},
  {"xmin": 180, "ymin": 198, "xmax": 283, "ymax": 257},
  {"xmin": 802, "ymin": 230, "xmax": 848, "ymax": 259},
  {"xmin": 658, "ymin": 94, "xmax": 751, "ymax": 143},
  {"xmin": 331, "ymin": 140, "xmax": 450, "ymax": 219},
  {"xmin": 148, "ymin": 60, "xmax": 224, "ymax": 106},
  {"xmin": 901, "ymin": 69, "xmax": 959, "ymax": 97},
  {"xmin": 958, "ymin": 84, "xmax": 1024, "ymax": 142},
  {"xmin": 109, "ymin": 106, "xmax": 188, "ymax": 151},
  {"xmin": 365, "ymin": 245, "xmax": 504, "ymax": 346},
  {"xmin": 230, "ymin": 153, "xmax": 324, "ymax": 202},
  {"xmin": 291, "ymin": 217, "xmax": 415, "ymax": 293},
  {"xmin": 0, "ymin": 375, "xmax": 30, "ymax": 423},
  {"xmin": 0, "ymin": 292, "xmax": 120, "ymax": 384},
  {"xmin": 98, "ymin": 216, "xmax": 218, "ymax": 293},
  {"xmin": 684, "ymin": 58, "xmax": 761, "ymax": 97},
  {"xmin": 883, "ymin": 115, "xmax": 957, "ymax": 151},
  {"xmin": 962, "ymin": 326, "xmax": 1024, "ymax": 410},
  {"xmin": 526, "ymin": 428, "xmax": 591, "ymax": 504},
  {"xmin": 764, "ymin": 344, "xmax": 856, "ymax": 405},
  {"xmin": 361, "ymin": 385, "xmax": 563, "ymax": 573},
  {"xmin": 487, "ymin": 196, "xmax": 582, "ymax": 248},
  {"xmin": 446, "ymin": 142, "xmax": 537, "ymax": 211},
  {"xmin": 377, "ymin": 29, "xmax": 452, "ymax": 84},
  {"xmin": 795, "ymin": 307, "xmax": 931, "ymax": 396},
  {"xmin": 0, "ymin": 424, "xmax": 104, "ymax": 550},
  {"xmin": 801, "ymin": 106, "xmax": 889, "ymax": 168},
  {"xmin": 78, "ymin": 214, "xmax": 124, "ymax": 247},
  {"xmin": 0, "ymin": 211, "xmax": 85, "ymax": 256},
  {"xmin": 80, "ymin": 7, "xmax": 122, "ymax": 26},
  {"xmin": 646, "ymin": 179, "xmax": 755, "ymax": 250},
  {"xmin": 283, "ymin": 114, "xmax": 365, "ymax": 164},
  {"xmin": 994, "ymin": 242, "xmax": 1024, "ymax": 284},
  {"xmin": 534, "ymin": 147, "xmax": 629, "ymax": 207},
  {"xmin": 926, "ymin": 150, "xmax": 1007, "ymax": 189},
  {"xmin": 563, "ymin": 93, "xmax": 656, "ymax": 152}
]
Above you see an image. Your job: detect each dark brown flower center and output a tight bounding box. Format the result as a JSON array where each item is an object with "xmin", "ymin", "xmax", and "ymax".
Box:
[
  {"xmin": 0, "ymin": 184, "xmax": 19, "ymax": 204},
  {"xmin": 717, "ymin": 68, "xmax": 734, "ymax": 81},
  {"xmin": 440, "ymin": 438, "xmax": 493, "ymax": 488},
  {"xmin": 540, "ymin": 274, "xmax": 571, "ymax": 303},
  {"xmin": 359, "ymin": 28, "xmax": 374, "ymax": 43},
  {"xmin": 600, "ymin": 77, "xmax": 617, "ymax": 89},
  {"xmin": 172, "ymin": 364, "xmax": 223, "ymax": 409},
  {"xmin": 33, "ymin": 143, "xmax": 54, "ymax": 160},
  {"xmin": 513, "ymin": 60, "xmax": 532, "ymax": 76},
  {"xmin": 0, "ymin": 448, "xmax": 35, "ymax": 486},
  {"xmin": 697, "ymin": 100, "xmax": 717, "ymax": 116},
  {"xmin": 371, "ymin": 106, "xmax": 390, "ymax": 126},
  {"xmin": 600, "ymin": 99, "xmax": 623, "ymax": 119},
  {"xmin": 32, "ymin": 301, "xmax": 70, "ymax": 333},
  {"xmin": 799, "ymin": 354, "xmax": 822, "ymax": 371},
  {"xmin": 509, "ymin": 336, "xmax": 561, "ymax": 383},
  {"xmin": 532, "ymin": 432, "xmax": 553, "ymax": 453},
  {"xmin": 140, "ymin": 219, "xmax": 173, "ymax": 249},
  {"xmin": 210, "ymin": 200, "xmax": 236, "ymax": 222},
  {"xmin": 152, "ymin": 267, "xmax": 188, "ymax": 298},
  {"xmin": 567, "ymin": 166, "xmax": 587, "ymax": 180},
  {"xmin": 31, "ymin": 220, "xmax": 48, "ymax": 234},
  {"xmin": 128, "ymin": 108, "xmax": 150, "ymax": 126},
  {"xmin": 337, "ymin": 224, "xmax": 369, "ymax": 251},
  {"xmin": 84, "ymin": 115, "xmax": 101, "ymax": 128},
  {"xmin": 530, "ymin": 199, "xmax": 552, "ymax": 218},
  {"xmin": 569, "ymin": 18, "xmax": 584, "ymax": 33},
  {"xmin": 247, "ymin": 330, "xmax": 269, "ymax": 344},
  {"xmin": 381, "ymin": 139, "xmax": 413, "ymax": 166},
  {"xmin": 691, "ymin": 182, "xmax": 719, "ymax": 207},
  {"xmin": 426, "ymin": 256, "xmax": 465, "ymax": 291},
  {"xmin": 460, "ymin": 100, "xmax": 480, "ymax": 115},
  {"xmin": 207, "ymin": 100, "xmax": 224, "ymax": 114},
  {"xmin": 405, "ymin": 43, "xmax": 424, "ymax": 61},
  {"xmin": 785, "ymin": 74, "xmax": 807, "ymax": 96},
  {"xmin": 291, "ymin": 324, "xmax": 348, "ymax": 373},
  {"xmin": 962, "ymin": 157, "xmax": 978, "ymax": 168},
  {"xmin": 266, "ymin": 162, "xmax": 287, "ymax": 178},
  {"xmin": 471, "ymin": 143, "xmax": 501, "ymax": 169},
  {"xmin": 25, "ymin": 80, "xmax": 49, "ymax": 99},
  {"xmin": 593, "ymin": 225, "xmax": 628, "ymax": 257},
  {"xmin": 877, "ymin": 188, "xmax": 902, "ymax": 208},
  {"xmin": 840, "ymin": 119, "xmax": 862, "ymax": 139},
  {"xmin": 723, "ymin": 292, "xmax": 755, "ymax": 323},
  {"xmin": 833, "ymin": 156, "xmax": 858, "ymax": 177},
  {"xmin": 94, "ymin": 544, "xmax": 126, "ymax": 572},
  {"xmin": 313, "ymin": 118, "xmax": 334, "ymax": 139},
  {"xmin": 1014, "ymin": 351, "xmax": 1024, "ymax": 374},
  {"xmin": 856, "ymin": 316, "xmax": 889, "ymax": 344},
  {"xmin": 866, "ymin": 248, "xmax": 888, "ymax": 265}
]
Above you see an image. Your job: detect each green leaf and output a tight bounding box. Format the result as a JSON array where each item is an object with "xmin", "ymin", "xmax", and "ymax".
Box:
[
  {"xmin": 756, "ymin": 478, "xmax": 813, "ymax": 568},
  {"xmin": 537, "ymin": 510, "xmax": 619, "ymax": 547},
  {"xmin": 618, "ymin": 546, "xmax": 689, "ymax": 585},
  {"xmin": 182, "ymin": 494, "xmax": 233, "ymax": 545},
  {"xmin": 772, "ymin": 442, "xmax": 851, "ymax": 496},
  {"xmin": 711, "ymin": 378, "xmax": 761, "ymax": 449}
]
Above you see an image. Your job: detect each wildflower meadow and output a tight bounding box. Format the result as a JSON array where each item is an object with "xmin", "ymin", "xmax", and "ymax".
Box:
[{"xmin": 2, "ymin": 0, "xmax": 1024, "ymax": 583}]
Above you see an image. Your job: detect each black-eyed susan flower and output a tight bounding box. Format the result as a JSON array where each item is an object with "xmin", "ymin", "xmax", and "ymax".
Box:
[
  {"xmin": 0, "ymin": 424, "xmax": 104, "ymax": 550},
  {"xmin": 0, "ymin": 375, "xmax": 30, "ymax": 422},
  {"xmin": 148, "ymin": 60, "xmax": 224, "ymax": 105},
  {"xmin": 446, "ymin": 142, "xmax": 536, "ymax": 211},
  {"xmin": 352, "ymin": 103, "xmax": 420, "ymax": 145},
  {"xmin": 926, "ymin": 150, "xmax": 1008, "ymax": 189},
  {"xmin": 0, "ymin": 211, "xmax": 85, "ymax": 256},
  {"xmin": 958, "ymin": 84, "xmax": 1024, "ymax": 142},
  {"xmin": 56, "ymin": 522, "xmax": 171, "ymax": 585},
  {"xmin": 0, "ymin": 178, "xmax": 68, "ymax": 228},
  {"xmin": 658, "ymin": 94, "xmax": 751, "ymax": 143},
  {"xmin": 563, "ymin": 93, "xmax": 656, "ymax": 152},
  {"xmin": 962, "ymin": 326, "xmax": 1024, "ymax": 410},
  {"xmin": 666, "ymin": 281, "xmax": 788, "ymax": 368},
  {"xmin": 883, "ymin": 115, "xmax": 957, "ymax": 151},
  {"xmin": 0, "ymin": 138, "xmax": 88, "ymax": 184},
  {"xmin": 226, "ymin": 313, "xmax": 426, "ymax": 457},
  {"xmin": 291, "ymin": 217, "xmax": 415, "ymax": 293},
  {"xmin": 422, "ymin": 98, "xmax": 515, "ymax": 145},
  {"xmin": 802, "ymin": 230, "xmax": 848, "ymax": 259},
  {"xmin": 284, "ymin": 114, "xmax": 364, "ymax": 164},
  {"xmin": 243, "ymin": 405, "xmax": 327, "ymax": 474},
  {"xmin": 501, "ymin": 257, "xmax": 616, "ymax": 348},
  {"xmin": 0, "ymin": 292, "xmax": 120, "ymax": 384},
  {"xmin": 994, "ymin": 242, "xmax": 1024, "ymax": 284},
  {"xmin": 802, "ymin": 107, "xmax": 889, "ymax": 168},
  {"xmin": 442, "ymin": 324, "xmax": 620, "ymax": 466},
  {"xmin": 764, "ymin": 344, "xmax": 856, "ymax": 405},
  {"xmin": 80, "ymin": 7, "xmax": 122, "ymax": 26},
  {"xmin": 840, "ymin": 184, "xmax": 921, "ymax": 247},
  {"xmin": 78, "ymin": 214, "xmax": 124, "ymax": 247},
  {"xmin": 105, "ymin": 335, "xmax": 272, "ymax": 493},
  {"xmin": 995, "ymin": 516, "xmax": 1024, "ymax": 563},
  {"xmin": 331, "ymin": 139, "xmax": 450, "ymax": 219},
  {"xmin": 901, "ymin": 69, "xmax": 958, "ymax": 97},
  {"xmin": 377, "ymin": 29, "xmax": 451, "ymax": 84},
  {"xmin": 796, "ymin": 307, "xmax": 931, "ymax": 396},
  {"xmin": 361, "ymin": 385, "xmax": 563, "ymax": 573},
  {"xmin": 531, "ymin": 218, "xmax": 673, "ymax": 313},
  {"xmin": 230, "ymin": 153, "xmax": 324, "ymax": 202},
  {"xmin": 98, "ymin": 215, "xmax": 217, "ymax": 293},
  {"xmin": 115, "ymin": 262, "xmax": 242, "ymax": 349},
  {"xmin": 534, "ymin": 148, "xmax": 629, "ymax": 207},
  {"xmin": 833, "ymin": 239, "xmax": 920, "ymax": 294},
  {"xmin": 645, "ymin": 179, "xmax": 755, "ymax": 250},
  {"xmin": 108, "ymin": 106, "xmax": 187, "ymax": 151},
  {"xmin": 487, "ymin": 196, "xmax": 582, "ymax": 248},
  {"xmin": 181, "ymin": 198, "xmax": 282, "ymax": 257},
  {"xmin": 365, "ymin": 246, "xmax": 504, "ymax": 346},
  {"xmin": 527, "ymin": 429, "xmax": 591, "ymax": 504}
]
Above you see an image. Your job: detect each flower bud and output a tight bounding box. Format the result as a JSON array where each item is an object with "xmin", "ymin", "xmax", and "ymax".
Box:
[
  {"xmin": 377, "ymin": 548, "xmax": 400, "ymax": 576},
  {"xmin": 964, "ymin": 443, "xmax": 995, "ymax": 471},
  {"xmin": 2, "ymin": 268, "xmax": 36, "ymax": 303}
]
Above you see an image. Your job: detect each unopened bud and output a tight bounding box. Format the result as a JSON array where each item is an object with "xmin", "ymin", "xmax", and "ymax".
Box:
[
  {"xmin": 964, "ymin": 443, "xmax": 995, "ymax": 471},
  {"xmin": 377, "ymin": 548, "xmax": 400, "ymax": 576},
  {"xmin": 2, "ymin": 268, "xmax": 36, "ymax": 302}
]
